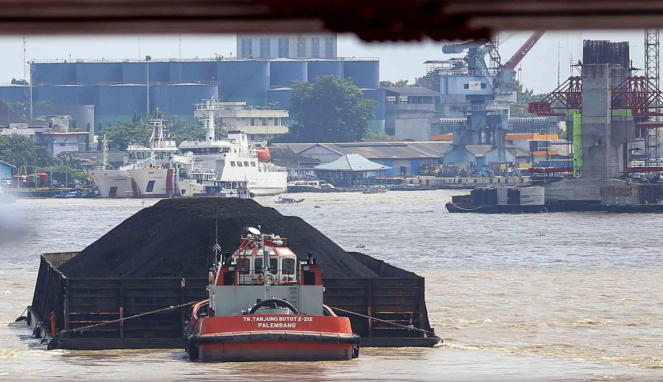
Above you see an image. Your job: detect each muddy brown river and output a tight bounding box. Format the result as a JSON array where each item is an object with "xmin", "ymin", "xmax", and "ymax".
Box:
[{"xmin": 1, "ymin": 191, "xmax": 662, "ymax": 381}]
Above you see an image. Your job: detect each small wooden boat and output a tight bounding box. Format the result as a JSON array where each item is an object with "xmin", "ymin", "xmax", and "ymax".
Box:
[{"xmin": 274, "ymin": 196, "xmax": 305, "ymax": 204}]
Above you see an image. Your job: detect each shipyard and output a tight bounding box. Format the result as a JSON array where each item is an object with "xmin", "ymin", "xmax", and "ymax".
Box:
[{"xmin": 4, "ymin": 2, "xmax": 663, "ymax": 382}]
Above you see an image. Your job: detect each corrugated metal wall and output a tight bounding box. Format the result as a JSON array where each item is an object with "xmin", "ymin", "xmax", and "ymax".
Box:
[
  {"xmin": 270, "ymin": 61, "xmax": 308, "ymax": 87},
  {"xmin": 0, "ymin": 86, "xmax": 29, "ymax": 103},
  {"xmin": 344, "ymin": 61, "xmax": 380, "ymax": 89},
  {"xmin": 150, "ymin": 84, "xmax": 218, "ymax": 120},
  {"xmin": 307, "ymin": 60, "xmax": 344, "ymax": 82},
  {"xmin": 76, "ymin": 63, "xmax": 122, "ymax": 84},
  {"xmin": 216, "ymin": 61, "xmax": 270, "ymax": 105}
]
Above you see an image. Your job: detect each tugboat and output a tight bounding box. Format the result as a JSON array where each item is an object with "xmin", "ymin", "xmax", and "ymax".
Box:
[{"xmin": 185, "ymin": 227, "xmax": 360, "ymax": 362}]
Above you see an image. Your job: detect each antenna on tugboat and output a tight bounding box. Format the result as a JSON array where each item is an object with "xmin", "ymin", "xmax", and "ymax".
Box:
[{"xmin": 212, "ymin": 219, "xmax": 222, "ymax": 266}]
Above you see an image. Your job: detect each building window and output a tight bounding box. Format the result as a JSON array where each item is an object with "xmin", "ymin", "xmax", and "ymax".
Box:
[
  {"xmin": 241, "ymin": 39, "xmax": 252, "ymax": 58},
  {"xmin": 325, "ymin": 38, "xmax": 334, "ymax": 58},
  {"xmin": 311, "ymin": 38, "xmax": 320, "ymax": 58},
  {"xmin": 278, "ymin": 38, "xmax": 290, "ymax": 58},
  {"xmin": 251, "ymin": 118, "xmax": 255, "ymax": 126},
  {"xmin": 260, "ymin": 38, "xmax": 270, "ymax": 58}
]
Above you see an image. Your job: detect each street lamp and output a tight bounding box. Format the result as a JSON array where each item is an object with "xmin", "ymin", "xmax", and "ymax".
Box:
[{"xmin": 146, "ymin": 55, "xmax": 151, "ymax": 117}]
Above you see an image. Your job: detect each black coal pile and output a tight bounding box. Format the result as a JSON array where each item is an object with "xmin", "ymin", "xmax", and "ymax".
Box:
[{"xmin": 59, "ymin": 198, "xmax": 382, "ymax": 279}]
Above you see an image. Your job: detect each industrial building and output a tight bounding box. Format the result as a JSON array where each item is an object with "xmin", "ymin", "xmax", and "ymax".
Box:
[
  {"xmin": 271, "ymin": 141, "xmax": 450, "ymax": 176},
  {"xmin": 0, "ymin": 160, "xmax": 14, "ymax": 183},
  {"xmin": 237, "ymin": 33, "xmax": 337, "ymax": 59},
  {"xmin": 192, "ymin": 101, "xmax": 289, "ymax": 141},
  {"xmin": 384, "ymin": 87, "xmax": 442, "ymax": 140},
  {"xmin": 0, "ymin": 56, "xmax": 383, "ymax": 138}
]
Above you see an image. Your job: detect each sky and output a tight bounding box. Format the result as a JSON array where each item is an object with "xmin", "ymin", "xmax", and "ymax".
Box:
[{"xmin": 0, "ymin": 30, "xmax": 651, "ymax": 94}]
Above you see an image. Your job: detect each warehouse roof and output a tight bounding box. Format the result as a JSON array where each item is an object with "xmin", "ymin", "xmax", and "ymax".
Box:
[
  {"xmin": 383, "ymin": 87, "xmax": 441, "ymax": 96},
  {"xmin": 272, "ymin": 141, "xmax": 451, "ymax": 160},
  {"xmin": 315, "ymin": 154, "xmax": 390, "ymax": 172},
  {"xmin": 0, "ymin": 160, "xmax": 15, "ymax": 168}
]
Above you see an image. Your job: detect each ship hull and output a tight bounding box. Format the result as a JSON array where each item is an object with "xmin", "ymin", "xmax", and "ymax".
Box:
[
  {"xmin": 89, "ymin": 170, "xmax": 137, "ymax": 198},
  {"xmin": 127, "ymin": 168, "xmax": 174, "ymax": 198},
  {"xmin": 189, "ymin": 315, "xmax": 359, "ymax": 362}
]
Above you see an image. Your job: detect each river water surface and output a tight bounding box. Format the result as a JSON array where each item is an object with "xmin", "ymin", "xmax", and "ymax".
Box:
[{"xmin": 1, "ymin": 191, "xmax": 662, "ymax": 381}]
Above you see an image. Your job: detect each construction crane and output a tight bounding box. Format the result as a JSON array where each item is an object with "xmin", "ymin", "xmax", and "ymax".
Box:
[{"xmin": 439, "ymin": 31, "xmax": 545, "ymax": 167}]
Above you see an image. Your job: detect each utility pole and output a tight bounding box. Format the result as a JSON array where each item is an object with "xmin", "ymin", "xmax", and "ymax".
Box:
[{"xmin": 146, "ymin": 55, "xmax": 151, "ymax": 117}]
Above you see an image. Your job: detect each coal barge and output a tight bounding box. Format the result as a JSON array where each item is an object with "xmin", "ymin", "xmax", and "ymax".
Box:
[{"xmin": 23, "ymin": 199, "xmax": 439, "ymax": 350}]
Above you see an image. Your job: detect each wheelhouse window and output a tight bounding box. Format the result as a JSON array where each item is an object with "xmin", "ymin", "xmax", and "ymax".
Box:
[
  {"xmin": 282, "ymin": 258, "xmax": 295, "ymax": 275},
  {"xmin": 237, "ymin": 162, "xmax": 243, "ymax": 167},
  {"xmin": 251, "ymin": 162, "xmax": 256, "ymax": 167},
  {"xmin": 244, "ymin": 161, "xmax": 249, "ymax": 167},
  {"xmin": 230, "ymin": 161, "xmax": 236, "ymax": 167}
]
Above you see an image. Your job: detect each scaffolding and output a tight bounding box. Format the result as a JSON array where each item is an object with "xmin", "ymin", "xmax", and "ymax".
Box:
[{"xmin": 644, "ymin": 29, "xmax": 660, "ymax": 170}]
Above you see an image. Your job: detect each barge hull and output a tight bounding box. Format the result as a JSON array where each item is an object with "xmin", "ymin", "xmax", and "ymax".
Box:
[{"xmin": 29, "ymin": 252, "xmax": 437, "ymax": 350}]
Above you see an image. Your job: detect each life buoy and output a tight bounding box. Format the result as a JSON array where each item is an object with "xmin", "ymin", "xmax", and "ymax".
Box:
[{"xmin": 256, "ymin": 273, "xmax": 264, "ymax": 284}]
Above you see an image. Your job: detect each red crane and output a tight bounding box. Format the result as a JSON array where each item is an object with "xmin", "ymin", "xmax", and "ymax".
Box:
[{"xmin": 502, "ymin": 31, "xmax": 546, "ymax": 70}]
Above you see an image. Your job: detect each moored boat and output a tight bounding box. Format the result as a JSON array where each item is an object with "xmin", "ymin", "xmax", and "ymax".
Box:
[{"xmin": 185, "ymin": 227, "xmax": 360, "ymax": 362}]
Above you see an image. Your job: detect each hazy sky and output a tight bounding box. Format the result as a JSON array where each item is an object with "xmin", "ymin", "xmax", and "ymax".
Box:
[{"xmin": 0, "ymin": 30, "xmax": 650, "ymax": 94}]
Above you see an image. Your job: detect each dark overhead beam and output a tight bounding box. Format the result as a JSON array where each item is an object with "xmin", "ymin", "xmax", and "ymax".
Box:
[{"xmin": 2, "ymin": 0, "xmax": 663, "ymax": 39}]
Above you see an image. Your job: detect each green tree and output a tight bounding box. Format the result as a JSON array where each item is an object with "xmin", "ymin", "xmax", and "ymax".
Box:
[
  {"xmin": 286, "ymin": 76, "xmax": 378, "ymax": 142},
  {"xmin": 0, "ymin": 134, "xmax": 53, "ymax": 168},
  {"xmin": 153, "ymin": 110, "xmax": 207, "ymax": 144},
  {"xmin": 415, "ymin": 72, "xmax": 436, "ymax": 89},
  {"xmin": 98, "ymin": 120, "xmax": 152, "ymax": 151}
]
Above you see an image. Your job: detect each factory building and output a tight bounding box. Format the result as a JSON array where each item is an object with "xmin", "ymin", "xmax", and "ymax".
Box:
[
  {"xmin": 270, "ymin": 141, "xmax": 450, "ymax": 176},
  {"xmin": 0, "ymin": 57, "xmax": 383, "ymax": 137},
  {"xmin": 192, "ymin": 101, "xmax": 289, "ymax": 141},
  {"xmin": 384, "ymin": 87, "xmax": 442, "ymax": 140},
  {"xmin": 237, "ymin": 34, "xmax": 337, "ymax": 59},
  {"xmin": 0, "ymin": 160, "xmax": 15, "ymax": 183}
]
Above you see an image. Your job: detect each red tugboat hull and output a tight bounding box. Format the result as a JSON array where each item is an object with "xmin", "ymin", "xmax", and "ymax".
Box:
[{"xmin": 190, "ymin": 315, "xmax": 359, "ymax": 362}]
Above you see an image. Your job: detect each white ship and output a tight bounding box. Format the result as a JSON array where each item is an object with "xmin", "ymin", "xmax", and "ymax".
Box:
[
  {"xmin": 177, "ymin": 100, "xmax": 288, "ymax": 197},
  {"xmin": 89, "ymin": 136, "xmax": 137, "ymax": 198},
  {"xmin": 90, "ymin": 121, "xmax": 182, "ymax": 198},
  {"xmin": 126, "ymin": 120, "xmax": 179, "ymax": 198}
]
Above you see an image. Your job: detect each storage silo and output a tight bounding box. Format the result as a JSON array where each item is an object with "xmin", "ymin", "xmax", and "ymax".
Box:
[
  {"xmin": 267, "ymin": 88, "xmax": 295, "ymax": 125},
  {"xmin": 0, "ymin": 86, "xmax": 29, "ymax": 103},
  {"xmin": 363, "ymin": 89, "xmax": 386, "ymax": 133},
  {"xmin": 270, "ymin": 61, "xmax": 308, "ymax": 88},
  {"xmin": 32, "ymin": 63, "xmax": 77, "ymax": 85},
  {"xmin": 96, "ymin": 84, "xmax": 147, "ymax": 127},
  {"xmin": 307, "ymin": 60, "xmax": 344, "ymax": 82},
  {"xmin": 35, "ymin": 85, "xmax": 97, "ymax": 106},
  {"xmin": 343, "ymin": 60, "xmax": 380, "ymax": 89},
  {"xmin": 216, "ymin": 61, "xmax": 269, "ymax": 105},
  {"xmin": 147, "ymin": 62, "xmax": 170, "ymax": 83},
  {"xmin": 122, "ymin": 62, "xmax": 146, "ymax": 83},
  {"xmin": 75, "ymin": 63, "xmax": 122, "ymax": 84},
  {"xmin": 171, "ymin": 61, "xmax": 216, "ymax": 83},
  {"xmin": 150, "ymin": 83, "xmax": 218, "ymax": 122},
  {"xmin": 267, "ymin": 88, "xmax": 292, "ymax": 109}
]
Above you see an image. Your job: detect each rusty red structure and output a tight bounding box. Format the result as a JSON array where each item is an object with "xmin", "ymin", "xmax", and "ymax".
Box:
[{"xmin": 529, "ymin": 75, "xmax": 663, "ymax": 173}]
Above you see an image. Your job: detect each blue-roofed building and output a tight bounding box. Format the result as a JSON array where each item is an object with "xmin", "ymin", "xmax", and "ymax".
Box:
[
  {"xmin": 0, "ymin": 160, "xmax": 15, "ymax": 182},
  {"xmin": 313, "ymin": 154, "xmax": 391, "ymax": 187}
]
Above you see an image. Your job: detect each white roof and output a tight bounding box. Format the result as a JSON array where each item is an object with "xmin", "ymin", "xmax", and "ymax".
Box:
[{"xmin": 314, "ymin": 154, "xmax": 391, "ymax": 172}]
